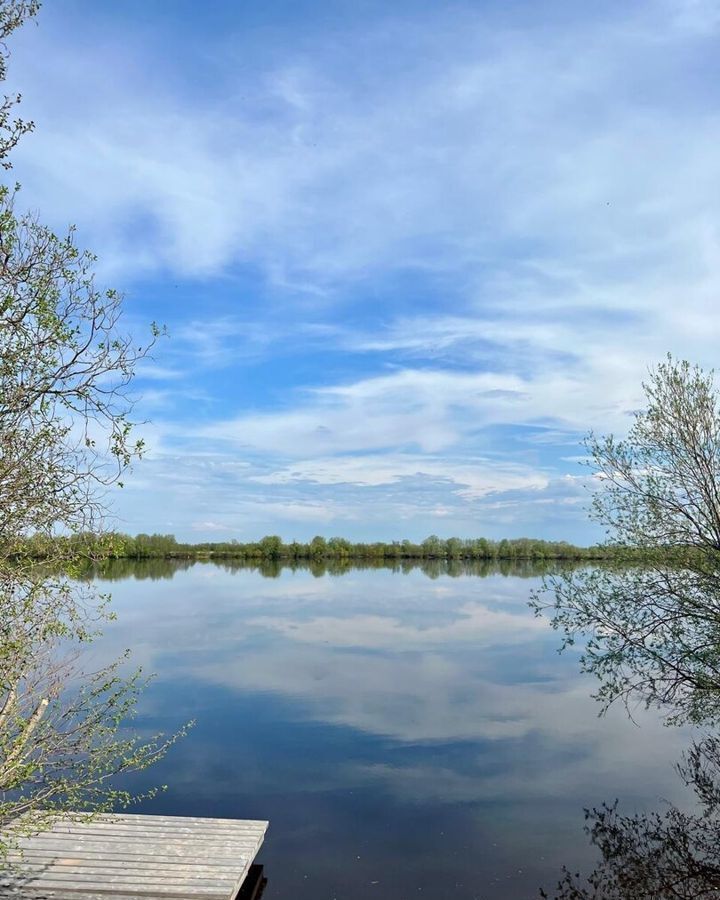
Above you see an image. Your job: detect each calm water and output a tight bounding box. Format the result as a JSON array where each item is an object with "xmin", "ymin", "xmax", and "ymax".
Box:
[{"xmin": 86, "ymin": 560, "xmax": 693, "ymax": 899}]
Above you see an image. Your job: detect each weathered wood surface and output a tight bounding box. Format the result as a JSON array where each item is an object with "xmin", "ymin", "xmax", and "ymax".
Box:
[{"xmin": 0, "ymin": 813, "xmax": 268, "ymax": 900}]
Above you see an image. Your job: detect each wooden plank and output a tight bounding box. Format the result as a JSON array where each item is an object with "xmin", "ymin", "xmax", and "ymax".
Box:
[
  {"xmin": 0, "ymin": 867, "xmax": 236, "ymax": 884},
  {"xmin": 0, "ymin": 880, "xmax": 233, "ymax": 895},
  {"xmin": 11, "ymin": 845, "xmax": 261, "ymax": 860},
  {"xmin": 6, "ymin": 850, "xmax": 258, "ymax": 868},
  {"xmin": 0, "ymin": 866, "xmax": 236, "ymax": 884},
  {"xmin": 4, "ymin": 894, "xmax": 202, "ymax": 900},
  {"xmin": 56, "ymin": 814, "xmax": 266, "ymax": 828},
  {"xmin": 39, "ymin": 825, "xmax": 264, "ymax": 837},
  {"xmin": 5, "ymin": 853, "xmax": 256, "ymax": 875},
  {"xmin": 3, "ymin": 893, "xmax": 203, "ymax": 900},
  {"xmin": 47, "ymin": 816, "xmax": 267, "ymax": 829},
  {"xmin": 0, "ymin": 883, "xmax": 229, "ymax": 897},
  {"xmin": 23, "ymin": 829, "xmax": 263, "ymax": 844},
  {"xmin": 45, "ymin": 822, "xmax": 265, "ymax": 834},
  {"xmin": 2, "ymin": 864, "xmax": 239, "ymax": 880},
  {"xmin": 1, "ymin": 886, "xmax": 224, "ymax": 899},
  {"xmin": 14, "ymin": 837, "xmax": 258, "ymax": 853}
]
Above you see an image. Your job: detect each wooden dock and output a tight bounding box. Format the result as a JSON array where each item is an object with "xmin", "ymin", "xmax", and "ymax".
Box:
[{"xmin": 0, "ymin": 812, "xmax": 269, "ymax": 899}]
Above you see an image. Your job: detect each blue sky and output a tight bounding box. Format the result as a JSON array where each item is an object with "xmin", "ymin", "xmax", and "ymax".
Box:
[{"xmin": 7, "ymin": 0, "xmax": 720, "ymax": 543}]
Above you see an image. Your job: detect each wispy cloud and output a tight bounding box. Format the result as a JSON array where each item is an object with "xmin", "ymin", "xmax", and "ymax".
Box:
[
  {"xmin": 5, "ymin": 1, "xmax": 720, "ymax": 539},
  {"xmin": 9, "ymin": 1, "xmax": 720, "ymax": 293},
  {"xmin": 250, "ymin": 453, "xmax": 546, "ymax": 497}
]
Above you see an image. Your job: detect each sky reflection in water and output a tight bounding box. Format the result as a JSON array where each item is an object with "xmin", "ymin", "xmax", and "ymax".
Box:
[{"xmin": 88, "ymin": 562, "xmax": 693, "ymax": 899}]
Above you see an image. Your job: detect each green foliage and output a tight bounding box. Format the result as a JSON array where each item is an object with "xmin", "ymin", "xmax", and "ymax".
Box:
[
  {"xmin": 22, "ymin": 531, "xmax": 614, "ymax": 563},
  {"xmin": 535, "ymin": 357, "xmax": 720, "ymax": 723},
  {"xmin": 0, "ymin": 1, "xmax": 39, "ymax": 169}
]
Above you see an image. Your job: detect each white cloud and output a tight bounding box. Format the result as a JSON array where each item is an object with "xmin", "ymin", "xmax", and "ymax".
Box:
[
  {"xmin": 192, "ymin": 365, "xmax": 635, "ymax": 466},
  {"xmin": 251, "ymin": 453, "xmax": 547, "ymax": 498}
]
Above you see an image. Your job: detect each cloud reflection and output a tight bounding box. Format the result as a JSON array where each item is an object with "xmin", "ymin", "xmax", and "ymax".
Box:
[{"xmin": 97, "ymin": 562, "xmax": 691, "ymax": 785}]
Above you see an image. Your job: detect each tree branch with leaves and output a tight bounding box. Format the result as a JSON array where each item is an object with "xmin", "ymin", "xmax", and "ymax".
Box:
[
  {"xmin": 534, "ymin": 357, "xmax": 720, "ymax": 723},
  {"xmin": 0, "ymin": 0, "xmax": 184, "ymax": 858}
]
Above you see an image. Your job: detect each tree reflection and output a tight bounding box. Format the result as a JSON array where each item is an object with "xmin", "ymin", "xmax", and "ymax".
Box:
[
  {"xmin": 86, "ymin": 557, "xmax": 195, "ymax": 581},
  {"xmin": 543, "ymin": 737, "xmax": 720, "ymax": 899},
  {"xmin": 71, "ymin": 556, "xmax": 587, "ymax": 582},
  {"xmin": 89, "ymin": 556, "xmax": 583, "ymax": 581}
]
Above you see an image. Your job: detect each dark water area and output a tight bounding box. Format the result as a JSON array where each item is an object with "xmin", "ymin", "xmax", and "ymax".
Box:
[{"xmin": 87, "ymin": 561, "xmax": 692, "ymax": 900}]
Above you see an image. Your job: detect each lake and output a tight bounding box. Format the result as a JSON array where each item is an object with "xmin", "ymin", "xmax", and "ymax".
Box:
[{"xmin": 87, "ymin": 560, "xmax": 693, "ymax": 899}]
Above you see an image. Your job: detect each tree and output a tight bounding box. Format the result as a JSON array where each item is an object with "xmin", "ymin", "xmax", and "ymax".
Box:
[
  {"xmin": 259, "ymin": 534, "xmax": 283, "ymax": 560},
  {"xmin": 445, "ymin": 537, "xmax": 464, "ymax": 559},
  {"xmin": 309, "ymin": 535, "xmax": 327, "ymax": 559},
  {"xmin": 327, "ymin": 536, "xmax": 351, "ymax": 558},
  {"xmin": 421, "ymin": 535, "xmax": 443, "ymax": 558},
  {"xmin": 534, "ymin": 357, "xmax": 720, "ymax": 724},
  {"xmin": 0, "ymin": 1, "xmax": 183, "ymax": 856}
]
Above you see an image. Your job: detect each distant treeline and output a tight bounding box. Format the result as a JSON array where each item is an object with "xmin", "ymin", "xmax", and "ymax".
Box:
[{"xmin": 18, "ymin": 532, "xmax": 624, "ymax": 562}]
